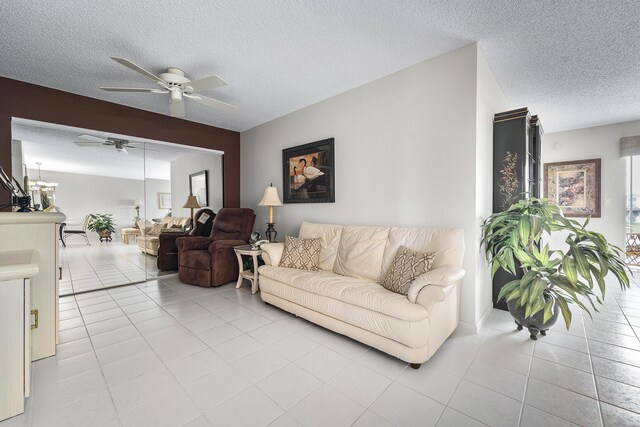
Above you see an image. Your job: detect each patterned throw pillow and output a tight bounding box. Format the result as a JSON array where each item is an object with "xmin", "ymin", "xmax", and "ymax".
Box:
[
  {"xmin": 380, "ymin": 246, "xmax": 436, "ymax": 295},
  {"xmin": 279, "ymin": 236, "xmax": 321, "ymax": 271}
]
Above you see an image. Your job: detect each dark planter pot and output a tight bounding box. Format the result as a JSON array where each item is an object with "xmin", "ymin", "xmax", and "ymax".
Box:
[{"xmin": 507, "ymin": 298, "xmax": 560, "ymax": 340}]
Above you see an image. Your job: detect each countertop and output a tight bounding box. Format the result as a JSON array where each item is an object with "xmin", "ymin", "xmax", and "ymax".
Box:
[{"xmin": 0, "ymin": 212, "xmax": 66, "ymax": 225}]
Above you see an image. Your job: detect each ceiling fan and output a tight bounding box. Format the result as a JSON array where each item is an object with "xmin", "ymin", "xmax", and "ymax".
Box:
[
  {"xmin": 73, "ymin": 134, "xmax": 157, "ymax": 155},
  {"xmin": 100, "ymin": 57, "xmax": 238, "ymax": 118}
]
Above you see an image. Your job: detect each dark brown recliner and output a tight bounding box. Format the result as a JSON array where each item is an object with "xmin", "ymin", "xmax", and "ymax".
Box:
[
  {"xmin": 176, "ymin": 208, "xmax": 256, "ymax": 287},
  {"xmin": 157, "ymin": 209, "xmax": 216, "ymax": 271}
]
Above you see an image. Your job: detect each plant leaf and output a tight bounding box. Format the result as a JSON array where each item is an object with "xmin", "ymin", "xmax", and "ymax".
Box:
[
  {"xmin": 543, "ymin": 299, "xmax": 554, "ymax": 323},
  {"xmin": 529, "ymin": 277, "xmax": 546, "ymax": 305},
  {"xmin": 556, "ymin": 297, "xmax": 572, "ymax": 330},
  {"xmin": 518, "ymin": 215, "xmax": 530, "ymax": 247},
  {"xmin": 562, "ymin": 257, "xmax": 578, "ymax": 287}
]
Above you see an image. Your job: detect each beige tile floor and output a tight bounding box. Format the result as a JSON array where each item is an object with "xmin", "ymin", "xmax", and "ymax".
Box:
[
  {"xmin": 59, "ymin": 241, "xmax": 160, "ymax": 296},
  {"xmin": 2, "ymin": 271, "xmax": 640, "ymax": 426}
]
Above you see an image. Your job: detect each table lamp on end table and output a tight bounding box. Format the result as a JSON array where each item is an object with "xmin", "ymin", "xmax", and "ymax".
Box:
[{"xmin": 258, "ymin": 183, "xmax": 283, "ymax": 242}]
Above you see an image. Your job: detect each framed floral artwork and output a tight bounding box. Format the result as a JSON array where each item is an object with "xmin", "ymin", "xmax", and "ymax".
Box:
[{"xmin": 544, "ymin": 159, "xmax": 601, "ymax": 217}]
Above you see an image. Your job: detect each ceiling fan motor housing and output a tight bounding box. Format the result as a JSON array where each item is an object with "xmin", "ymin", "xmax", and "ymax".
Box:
[{"xmin": 160, "ymin": 68, "xmax": 189, "ymax": 87}]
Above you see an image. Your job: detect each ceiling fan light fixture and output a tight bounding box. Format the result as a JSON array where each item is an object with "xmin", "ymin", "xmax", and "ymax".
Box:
[{"xmin": 170, "ymin": 90, "xmax": 183, "ymax": 102}]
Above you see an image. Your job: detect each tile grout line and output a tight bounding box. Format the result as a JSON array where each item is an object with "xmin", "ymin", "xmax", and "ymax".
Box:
[
  {"xmin": 516, "ymin": 334, "xmax": 536, "ymax": 427},
  {"xmin": 430, "ymin": 314, "xmax": 495, "ymax": 426}
]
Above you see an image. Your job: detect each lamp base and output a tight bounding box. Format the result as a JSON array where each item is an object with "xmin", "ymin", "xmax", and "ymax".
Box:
[{"xmin": 265, "ymin": 223, "xmax": 277, "ymax": 243}]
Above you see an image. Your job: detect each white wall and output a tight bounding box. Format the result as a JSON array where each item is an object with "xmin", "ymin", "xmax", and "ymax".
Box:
[
  {"xmin": 11, "ymin": 140, "xmax": 24, "ymax": 187},
  {"xmin": 144, "ymin": 178, "xmax": 173, "ymax": 220},
  {"xmin": 27, "ymin": 169, "xmax": 169, "ymax": 242},
  {"xmin": 542, "ymin": 120, "xmax": 640, "ymax": 251},
  {"xmin": 170, "ymin": 152, "xmax": 224, "ymax": 218},
  {"xmin": 475, "ymin": 48, "xmax": 509, "ymax": 325},
  {"xmin": 241, "ymin": 44, "xmax": 507, "ymax": 329}
]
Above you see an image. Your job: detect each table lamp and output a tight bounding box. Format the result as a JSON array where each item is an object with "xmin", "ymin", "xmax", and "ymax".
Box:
[
  {"xmin": 182, "ymin": 195, "xmax": 201, "ymax": 225},
  {"xmin": 258, "ymin": 183, "xmax": 283, "ymax": 242}
]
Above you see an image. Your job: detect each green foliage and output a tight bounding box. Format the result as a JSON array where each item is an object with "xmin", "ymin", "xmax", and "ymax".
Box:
[
  {"xmin": 481, "ymin": 197, "xmax": 631, "ymax": 329},
  {"xmin": 88, "ymin": 213, "xmax": 116, "ymax": 234}
]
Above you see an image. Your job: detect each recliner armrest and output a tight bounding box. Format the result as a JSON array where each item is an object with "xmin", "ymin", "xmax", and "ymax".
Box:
[
  {"xmin": 407, "ymin": 266, "xmax": 465, "ymax": 303},
  {"xmin": 176, "ymin": 236, "xmax": 212, "ymax": 252},
  {"xmin": 208, "ymin": 240, "xmax": 249, "ymax": 252},
  {"xmin": 260, "ymin": 243, "xmax": 285, "ymax": 266}
]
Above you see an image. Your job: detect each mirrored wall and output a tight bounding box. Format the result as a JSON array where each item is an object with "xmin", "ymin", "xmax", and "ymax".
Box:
[{"xmin": 10, "ymin": 118, "xmax": 224, "ymax": 296}]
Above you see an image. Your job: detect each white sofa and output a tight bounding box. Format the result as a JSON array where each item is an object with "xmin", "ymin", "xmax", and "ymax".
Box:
[
  {"xmin": 137, "ymin": 217, "xmax": 191, "ymax": 256},
  {"xmin": 259, "ymin": 222, "xmax": 465, "ymax": 367}
]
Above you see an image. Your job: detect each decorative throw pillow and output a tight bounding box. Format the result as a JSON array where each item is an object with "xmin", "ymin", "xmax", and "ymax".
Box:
[
  {"xmin": 380, "ymin": 246, "xmax": 436, "ymax": 295},
  {"xmin": 278, "ymin": 236, "xmax": 321, "ymax": 271},
  {"xmin": 147, "ymin": 223, "xmax": 164, "ymax": 236}
]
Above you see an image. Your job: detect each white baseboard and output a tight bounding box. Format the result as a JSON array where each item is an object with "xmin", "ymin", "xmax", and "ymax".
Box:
[
  {"xmin": 456, "ymin": 305, "xmax": 494, "ymax": 334},
  {"xmin": 475, "ymin": 305, "xmax": 494, "ymax": 331}
]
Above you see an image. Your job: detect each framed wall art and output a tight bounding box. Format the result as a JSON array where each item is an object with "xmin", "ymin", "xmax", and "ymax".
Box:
[
  {"xmin": 544, "ymin": 158, "xmax": 601, "ymax": 218},
  {"xmin": 189, "ymin": 170, "xmax": 209, "ymax": 207},
  {"xmin": 158, "ymin": 193, "xmax": 171, "ymax": 209},
  {"xmin": 282, "ymin": 138, "xmax": 335, "ymax": 203}
]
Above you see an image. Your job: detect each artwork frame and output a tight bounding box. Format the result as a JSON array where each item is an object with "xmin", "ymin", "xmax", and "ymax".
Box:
[
  {"xmin": 282, "ymin": 138, "xmax": 335, "ymax": 204},
  {"xmin": 189, "ymin": 170, "xmax": 209, "ymax": 207},
  {"xmin": 544, "ymin": 158, "xmax": 601, "ymax": 218},
  {"xmin": 157, "ymin": 193, "xmax": 171, "ymax": 209}
]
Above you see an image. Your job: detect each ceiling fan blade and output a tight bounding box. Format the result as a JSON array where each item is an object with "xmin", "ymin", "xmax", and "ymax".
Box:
[
  {"xmin": 127, "ymin": 145, "xmax": 160, "ymax": 152},
  {"xmin": 190, "ymin": 94, "xmax": 238, "ymax": 112},
  {"xmin": 184, "ymin": 75, "xmax": 228, "ymax": 93},
  {"xmin": 74, "ymin": 141, "xmax": 103, "ymax": 147},
  {"xmin": 100, "ymin": 87, "xmax": 167, "ymax": 93},
  {"xmin": 78, "ymin": 134, "xmax": 107, "ymax": 143},
  {"xmin": 170, "ymin": 97, "xmax": 186, "ymax": 117},
  {"xmin": 109, "ymin": 57, "xmax": 167, "ymax": 84}
]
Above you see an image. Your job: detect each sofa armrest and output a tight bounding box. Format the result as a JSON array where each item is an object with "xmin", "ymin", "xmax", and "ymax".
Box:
[
  {"xmin": 260, "ymin": 243, "xmax": 285, "ymax": 266},
  {"xmin": 414, "ymin": 283, "xmax": 457, "ymax": 312},
  {"xmin": 176, "ymin": 236, "xmax": 211, "ymax": 252},
  {"xmin": 407, "ymin": 266, "xmax": 465, "ymax": 303}
]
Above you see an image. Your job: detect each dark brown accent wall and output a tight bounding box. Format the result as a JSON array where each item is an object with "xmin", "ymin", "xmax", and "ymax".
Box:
[{"xmin": 0, "ymin": 77, "xmax": 240, "ymax": 208}]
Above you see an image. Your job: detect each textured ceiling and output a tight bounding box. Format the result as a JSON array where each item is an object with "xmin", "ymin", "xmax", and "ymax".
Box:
[
  {"xmin": 1, "ymin": 1, "xmax": 639, "ymax": 133},
  {"xmin": 12, "ymin": 119, "xmax": 221, "ymax": 180}
]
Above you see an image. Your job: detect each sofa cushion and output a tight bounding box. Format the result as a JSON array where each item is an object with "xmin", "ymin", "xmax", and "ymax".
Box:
[
  {"xmin": 260, "ymin": 266, "xmax": 427, "ymax": 322},
  {"xmin": 279, "ymin": 236, "xmax": 321, "ymax": 271},
  {"xmin": 380, "ymin": 246, "xmax": 435, "ymax": 295},
  {"xmin": 162, "ymin": 217, "xmax": 190, "ymax": 229},
  {"xmin": 259, "ymin": 267, "xmax": 429, "ymax": 348},
  {"xmin": 299, "ymin": 222, "xmax": 343, "ymax": 271},
  {"xmin": 333, "ymin": 225, "xmax": 390, "ymax": 281},
  {"xmin": 382, "ymin": 227, "xmax": 464, "ymax": 277}
]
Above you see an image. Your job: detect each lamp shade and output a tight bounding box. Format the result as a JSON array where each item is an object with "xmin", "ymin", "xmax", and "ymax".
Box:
[
  {"xmin": 182, "ymin": 195, "xmax": 201, "ymax": 209},
  {"xmin": 258, "ymin": 186, "xmax": 283, "ymax": 207}
]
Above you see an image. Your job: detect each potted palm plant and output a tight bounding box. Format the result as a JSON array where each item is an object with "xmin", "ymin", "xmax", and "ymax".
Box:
[
  {"xmin": 481, "ymin": 197, "xmax": 630, "ymax": 339},
  {"xmin": 88, "ymin": 213, "xmax": 116, "ymax": 242}
]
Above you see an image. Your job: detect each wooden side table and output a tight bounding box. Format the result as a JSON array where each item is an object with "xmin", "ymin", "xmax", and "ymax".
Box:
[
  {"xmin": 121, "ymin": 227, "xmax": 141, "ymax": 244},
  {"xmin": 234, "ymin": 244, "xmax": 263, "ymax": 294}
]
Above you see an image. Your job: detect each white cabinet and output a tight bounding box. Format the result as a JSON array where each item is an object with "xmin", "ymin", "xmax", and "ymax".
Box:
[
  {"xmin": 0, "ymin": 258, "xmax": 38, "ymax": 422},
  {"xmin": 0, "ymin": 213, "xmax": 65, "ymax": 360}
]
